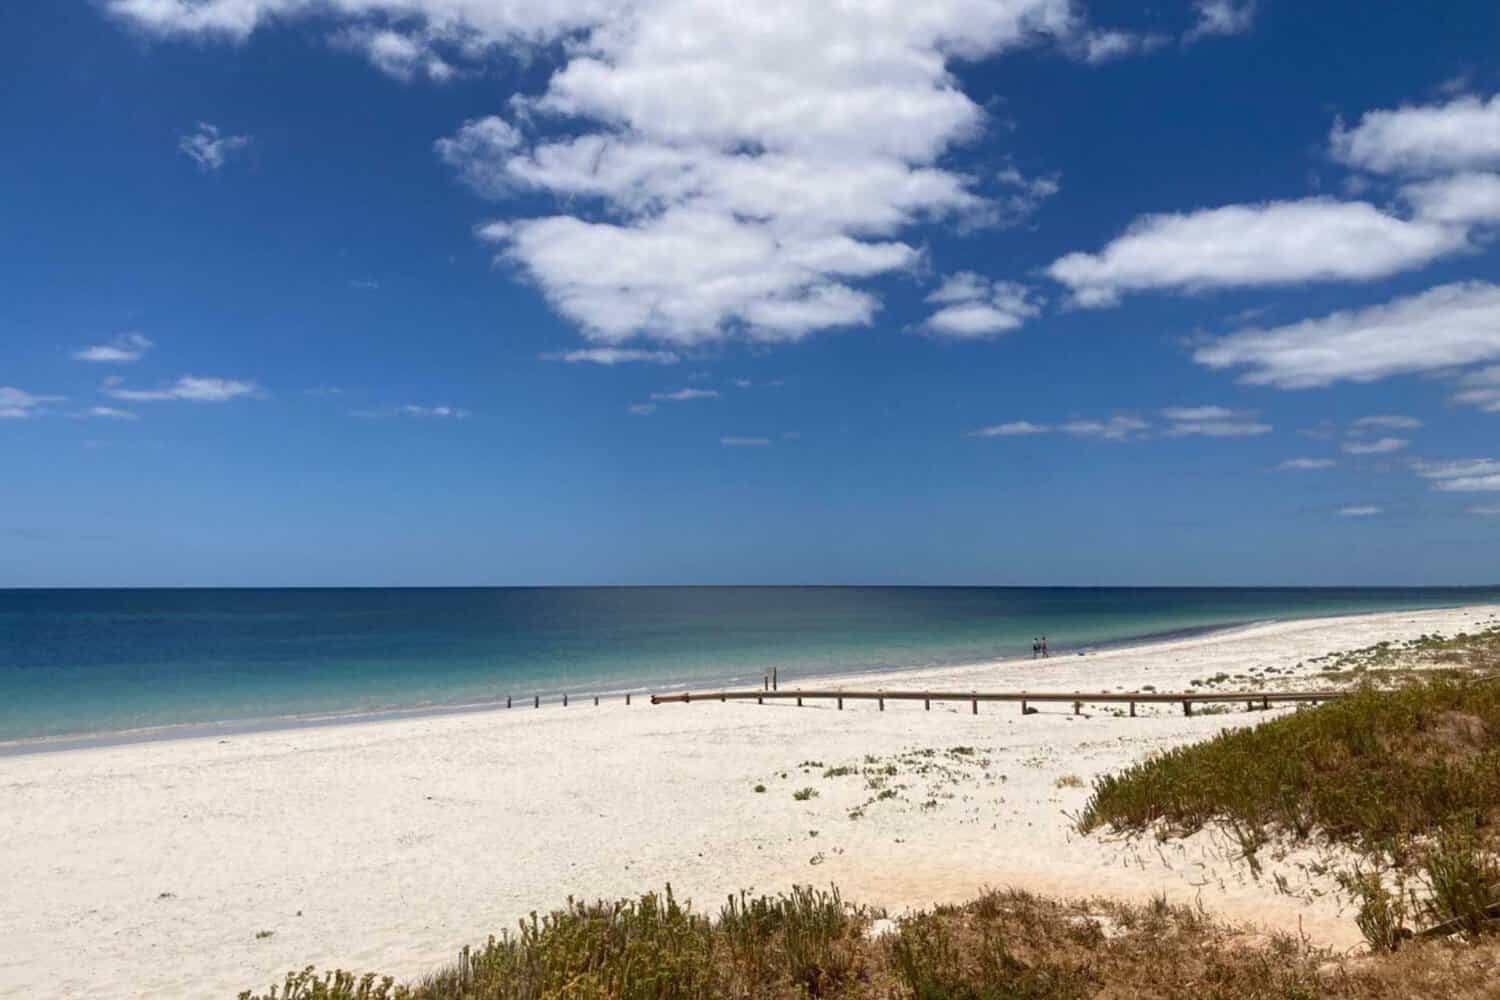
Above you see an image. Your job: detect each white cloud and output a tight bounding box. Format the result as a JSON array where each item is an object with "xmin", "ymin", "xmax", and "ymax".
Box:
[
  {"xmin": 1352, "ymin": 414, "xmax": 1423, "ymax": 430},
  {"xmin": 649, "ymin": 387, "xmax": 719, "ymax": 402},
  {"xmin": 1452, "ymin": 365, "xmax": 1500, "ymax": 413},
  {"xmin": 1415, "ymin": 459, "xmax": 1500, "ymax": 493},
  {"xmin": 1342, "ymin": 436, "xmax": 1408, "ymax": 455},
  {"xmin": 627, "ymin": 403, "xmax": 657, "ymax": 415},
  {"xmin": 1161, "ymin": 404, "xmax": 1271, "ymax": 437},
  {"xmin": 1184, "ymin": 0, "xmax": 1256, "ymax": 42},
  {"xmin": 1276, "ymin": 458, "xmax": 1335, "ymax": 470},
  {"xmin": 73, "ymin": 332, "xmax": 154, "ymax": 363},
  {"xmin": 104, "ymin": 375, "xmax": 260, "ymax": 402},
  {"xmin": 1338, "ymin": 505, "xmax": 1382, "ymax": 517},
  {"xmin": 968, "ymin": 420, "xmax": 1051, "ymax": 437},
  {"xmin": 542, "ymin": 348, "xmax": 680, "ymax": 365},
  {"xmin": 178, "ymin": 122, "xmax": 251, "ymax": 171},
  {"xmin": 1470, "ymin": 505, "xmax": 1500, "ymax": 515},
  {"xmin": 1330, "ymin": 93, "xmax": 1500, "ymax": 175},
  {"xmin": 721, "ymin": 436, "xmax": 771, "ymax": 447},
  {"xmin": 1047, "ymin": 198, "xmax": 1466, "ymax": 307},
  {"xmin": 923, "ymin": 272, "xmax": 1042, "ymax": 337},
  {"xmin": 351, "ymin": 404, "xmax": 470, "ymax": 419},
  {"xmin": 1080, "ymin": 30, "xmax": 1167, "ymax": 64},
  {"xmin": 0, "ymin": 387, "xmax": 63, "ymax": 419},
  {"xmin": 334, "ymin": 26, "xmax": 456, "ymax": 82},
  {"xmin": 1401, "ymin": 172, "xmax": 1500, "ymax": 225},
  {"xmin": 433, "ymin": 116, "xmax": 523, "ymax": 197},
  {"xmin": 1059, "ymin": 415, "xmax": 1149, "ymax": 441},
  {"xmin": 81, "ymin": 406, "xmax": 139, "ymax": 420},
  {"xmin": 1194, "ymin": 281, "xmax": 1500, "ymax": 390}
]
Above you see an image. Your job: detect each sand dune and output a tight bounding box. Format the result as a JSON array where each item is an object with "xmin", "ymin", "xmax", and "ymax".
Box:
[{"xmin": 3, "ymin": 604, "xmax": 1498, "ymax": 999}]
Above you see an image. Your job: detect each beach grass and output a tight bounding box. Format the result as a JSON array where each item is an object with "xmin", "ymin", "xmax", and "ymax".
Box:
[{"xmin": 238, "ymin": 886, "xmax": 1500, "ymax": 999}]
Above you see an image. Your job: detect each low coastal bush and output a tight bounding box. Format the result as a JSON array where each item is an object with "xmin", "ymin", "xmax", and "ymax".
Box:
[
  {"xmin": 1078, "ymin": 675, "xmax": 1500, "ymax": 945},
  {"xmin": 239, "ymin": 887, "xmax": 1500, "ymax": 999}
]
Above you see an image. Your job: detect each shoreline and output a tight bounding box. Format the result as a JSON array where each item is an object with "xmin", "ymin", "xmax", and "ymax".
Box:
[
  {"xmin": 4, "ymin": 603, "xmax": 1499, "ymax": 999},
  {"xmin": 0, "ymin": 603, "xmax": 1461, "ymax": 757}
]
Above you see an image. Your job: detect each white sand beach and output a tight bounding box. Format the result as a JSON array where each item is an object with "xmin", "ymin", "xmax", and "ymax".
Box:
[{"xmin": 3, "ymin": 604, "xmax": 1498, "ymax": 999}]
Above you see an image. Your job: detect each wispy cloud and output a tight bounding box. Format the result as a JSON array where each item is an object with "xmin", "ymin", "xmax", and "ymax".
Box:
[
  {"xmin": 1415, "ymin": 459, "xmax": 1500, "ymax": 492},
  {"xmin": 349, "ymin": 278, "xmax": 381, "ymax": 290},
  {"xmin": 1184, "ymin": 0, "xmax": 1257, "ymax": 43},
  {"xmin": 1160, "ymin": 405, "xmax": 1271, "ymax": 437},
  {"xmin": 178, "ymin": 122, "xmax": 251, "ymax": 171},
  {"xmin": 104, "ymin": 375, "xmax": 260, "ymax": 403},
  {"xmin": 1276, "ymin": 458, "xmax": 1336, "ymax": 471},
  {"xmin": 1339, "ymin": 505, "xmax": 1383, "ymax": 517},
  {"xmin": 0, "ymin": 387, "xmax": 64, "ymax": 419},
  {"xmin": 1470, "ymin": 505, "xmax": 1500, "ymax": 516},
  {"xmin": 627, "ymin": 403, "xmax": 657, "ymax": 416},
  {"xmin": 543, "ymin": 348, "xmax": 681, "ymax": 366},
  {"xmin": 650, "ymin": 388, "xmax": 719, "ymax": 402},
  {"xmin": 79, "ymin": 406, "xmax": 139, "ymax": 421},
  {"xmin": 73, "ymin": 332, "xmax": 153, "ymax": 363},
  {"xmin": 968, "ymin": 421, "xmax": 1052, "ymax": 438},
  {"xmin": 351, "ymin": 404, "xmax": 470, "ymax": 419},
  {"xmin": 1352, "ymin": 414, "xmax": 1423, "ymax": 430},
  {"xmin": 1342, "ymin": 437, "xmax": 1409, "ymax": 455},
  {"xmin": 968, "ymin": 414, "xmax": 1150, "ymax": 441},
  {"xmin": 720, "ymin": 436, "xmax": 771, "ymax": 447}
]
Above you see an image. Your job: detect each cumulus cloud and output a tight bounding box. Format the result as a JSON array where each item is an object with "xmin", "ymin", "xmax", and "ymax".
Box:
[
  {"xmin": 923, "ymin": 272, "xmax": 1042, "ymax": 337},
  {"xmin": 1276, "ymin": 458, "xmax": 1335, "ymax": 470},
  {"xmin": 1160, "ymin": 405, "xmax": 1271, "ymax": 436},
  {"xmin": 433, "ymin": 116, "xmax": 523, "ymax": 197},
  {"xmin": 1401, "ymin": 172, "xmax": 1500, "ymax": 225},
  {"xmin": 0, "ymin": 387, "xmax": 63, "ymax": 419},
  {"xmin": 1047, "ymin": 198, "xmax": 1466, "ymax": 307},
  {"xmin": 542, "ymin": 348, "xmax": 680, "ymax": 365},
  {"xmin": 178, "ymin": 122, "xmax": 251, "ymax": 171},
  {"xmin": 1184, "ymin": 0, "xmax": 1256, "ymax": 42},
  {"xmin": 1330, "ymin": 93, "xmax": 1500, "ymax": 175},
  {"xmin": 1342, "ymin": 437, "xmax": 1408, "ymax": 455},
  {"xmin": 1414, "ymin": 459, "xmax": 1500, "ymax": 493},
  {"xmin": 334, "ymin": 25, "xmax": 457, "ymax": 82},
  {"xmin": 1193, "ymin": 281, "xmax": 1500, "ymax": 391},
  {"xmin": 104, "ymin": 375, "xmax": 260, "ymax": 402},
  {"xmin": 73, "ymin": 332, "xmax": 154, "ymax": 363}
]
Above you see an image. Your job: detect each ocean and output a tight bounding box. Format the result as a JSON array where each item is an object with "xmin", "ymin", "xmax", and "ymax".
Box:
[{"xmin": 2, "ymin": 586, "xmax": 1497, "ymax": 745}]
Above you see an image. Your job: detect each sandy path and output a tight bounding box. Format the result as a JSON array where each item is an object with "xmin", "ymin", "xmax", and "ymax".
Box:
[{"xmin": 2, "ymin": 604, "xmax": 1497, "ymax": 999}]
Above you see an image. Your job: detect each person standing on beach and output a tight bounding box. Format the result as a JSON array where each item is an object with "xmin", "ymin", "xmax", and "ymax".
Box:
[
  {"xmin": 1041, "ymin": 636, "xmax": 1049, "ymax": 658},
  {"xmin": 1032, "ymin": 637, "xmax": 1040, "ymax": 658}
]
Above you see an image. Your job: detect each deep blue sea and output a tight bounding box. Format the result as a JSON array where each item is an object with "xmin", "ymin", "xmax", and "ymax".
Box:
[{"xmin": 3, "ymin": 586, "xmax": 1497, "ymax": 745}]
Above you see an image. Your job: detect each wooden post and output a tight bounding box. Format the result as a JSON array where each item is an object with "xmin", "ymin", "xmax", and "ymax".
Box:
[
  {"xmin": 1073, "ymin": 701, "xmax": 1082, "ymax": 716},
  {"xmin": 1246, "ymin": 699, "xmax": 1253, "ymax": 712},
  {"xmin": 879, "ymin": 694, "xmax": 885, "ymax": 712},
  {"xmin": 563, "ymin": 693, "xmax": 568, "ymax": 707},
  {"xmin": 1262, "ymin": 696, "xmax": 1269, "ymax": 711},
  {"xmin": 796, "ymin": 695, "xmax": 803, "ymax": 707},
  {"xmin": 772, "ymin": 667, "xmax": 778, "ymax": 691},
  {"xmin": 1020, "ymin": 699, "xmax": 1027, "ymax": 714},
  {"xmin": 764, "ymin": 674, "xmax": 769, "ymax": 691},
  {"xmin": 924, "ymin": 698, "xmax": 930, "ymax": 711},
  {"xmin": 507, "ymin": 695, "xmax": 512, "ymax": 709},
  {"xmin": 534, "ymin": 695, "xmax": 539, "ymax": 708},
  {"xmin": 757, "ymin": 695, "xmax": 763, "ymax": 705},
  {"xmin": 685, "ymin": 691, "xmax": 691, "ymax": 703},
  {"xmin": 837, "ymin": 696, "xmax": 843, "ymax": 710},
  {"xmin": 626, "ymin": 693, "xmax": 631, "ymax": 706},
  {"xmin": 1183, "ymin": 700, "xmax": 1192, "ymax": 717},
  {"xmin": 1129, "ymin": 701, "xmax": 1135, "ymax": 717},
  {"xmin": 971, "ymin": 697, "xmax": 978, "ymax": 715},
  {"xmin": 595, "ymin": 695, "xmax": 599, "ymax": 706}
]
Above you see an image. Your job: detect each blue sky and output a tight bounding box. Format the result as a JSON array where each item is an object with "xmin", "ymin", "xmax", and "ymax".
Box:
[{"xmin": 3, "ymin": 0, "xmax": 1500, "ymax": 587}]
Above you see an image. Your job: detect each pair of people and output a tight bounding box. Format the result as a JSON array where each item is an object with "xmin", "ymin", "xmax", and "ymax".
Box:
[{"xmin": 1031, "ymin": 636, "xmax": 1049, "ymax": 658}]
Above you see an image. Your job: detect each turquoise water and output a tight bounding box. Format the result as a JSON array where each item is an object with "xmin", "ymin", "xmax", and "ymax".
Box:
[{"xmin": 2, "ymin": 586, "xmax": 1497, "ymax": 744}]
